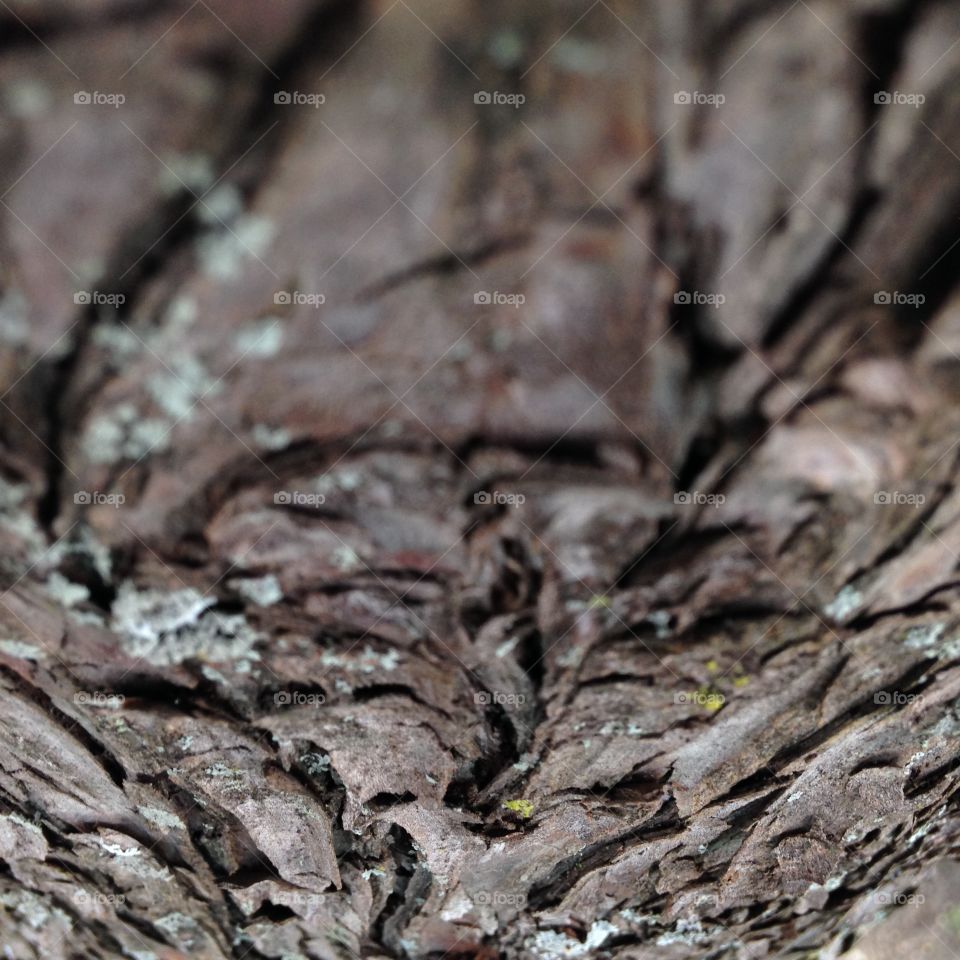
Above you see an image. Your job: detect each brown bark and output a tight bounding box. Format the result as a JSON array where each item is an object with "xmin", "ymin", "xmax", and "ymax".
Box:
[{"xmin": 1, "ymin": 1, "xmax": 960, "ymax": 958}]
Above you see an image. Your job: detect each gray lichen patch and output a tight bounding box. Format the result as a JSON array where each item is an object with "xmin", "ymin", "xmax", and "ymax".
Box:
[
  {"xmin": 138, "ymin": 805, "xmax": 187, "ymax": 832},
  {"xmin": 0, "ymin": 889, "xmax": 72, "ymax": 932},
  {"xmin": 153, "ymin": 910, "xmax": 202, "ymax": 950},
  {"xmin": 0, "ymin": 812, "xmax": 48, "ymax": 861},
  {"xmin": 111, "ymin": 583, "xmax": 261, "ymax": 668}
]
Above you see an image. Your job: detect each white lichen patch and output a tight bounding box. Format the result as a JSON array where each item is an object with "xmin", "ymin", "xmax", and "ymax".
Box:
[
  {"xmin": 92, "ymin": 323, "xmax": 142, "ymax": 363},
  {"xmin": 43, "ymin": 572, "xmax": 90, "ymax": 608},
  {"xmin": 902, "ymin": 622, "xmax": 960, "ymax": 660},
  {"xmin": 200, "ymin": 664, "xmax": 228, "ymax": 684},
  {"xmin": 164, "ymin": 296, "xmax": 198, "ymax": 332},
  {"xmin": 556, "ymin": 646, "xmax": 583, "ymax": 668},
  {"xmin": 488, "ymin": 29, "xmax": 525, "ymax": 69},
  {"xmin": 512, "ymin": 753, "xmax": 539, "ymax": 773},
  {"xmin": 0, "ymin": 639, "xmax": 45, "ymax": 661},
  {"xmin": 440, "ymin": 891, "xmax": 474, "ymax": 922},
  {"xmin": 111, "ymin": 583, "xmax": 261, "ymax": 668},
  {"xmin": 656, "ymin": 917, "xmax": 710, "ymax": 946},
  {"xmin": 113, "ymin": 584, "xmax": 214, "ymax": 643},
  {"xmin": 96, "ymin": 840, "xmax": 143, "ymax": 859},
  {"xmin": 198, "ymin": 183, "xmax": 244, "ymax": 224},
  {"xmin": 228, "ymin": 574, "xmax": 283, "ymax": 607},
  {"xmin": 159, "ymin": 153, "xmax": 215, "ymax": 195},
  {"xmin": 0, "ymin": 290, "xmax": 30, "ymax": 346},
  {"xmin": 904, "ymin": 622, "xmax": 946, "ymax": 649},
  {"xmin": 647, "ymin": 610, "xmax": 673, "ymax": 639},
  {"xmin": 320, "ymin": 645, "xmax": 400, "ymax": 674},
  {"xmin": 313, "ymin": 469, "xmax": 364, "ymax": 495},
  {"xmin": 496, "ymin": 635, "xmax": 520, "ymax": 658},
  {"xmin": 234, "ymin": 320, "xmax": 284, "ymax": 357},
  {"xmin": 44, "ymin": 526, "xmax": 113, "ymax": 584},
  {"xmin": 551, "ymin": 36, "xmax": 608, "ymax": 75},
  {"xmin": 197, "ymin": 215, "xmax": 275, "ymax": 280},
  {"xmin": 0, "ymin": 475, "xmax": 47, "ymax": 563},
  {"xmin": 824, "ymin": 584, "xmax": 863, "ymax": 621},
  {"xmin": 300, "ymin": 753, "xmax": 331, "ymax": 778},
  {"xmin": 147, "ymin": 354, "xmax": 222, "ymax": 421},
  {"xmin": 83, "ymin": 403, "xmax": 171, "ymax": 464},
  {"xmin": 598, "ymin": 720, "xmax": 645, "ymax": 736},
  {"xmin": 251, "ymin": 424, "xmax": 291, "ymax": 450},
  {"xmin": 618, "ymin": 908, "xmax": 657, "ymax": 926},
  {"xmin": 92, "ymin": 838, "xmax": 173, "ymax": 882},
  {"xmin": 5, "ymin": 81, "xmax": 52, "ymax": 118},
  {"xmin": 330, "ymin": 545, "xmax": 362, "ymax": 572},
  {"xmin": 528, "ymin": 921, "xmax": 618, "ymax": 959}
]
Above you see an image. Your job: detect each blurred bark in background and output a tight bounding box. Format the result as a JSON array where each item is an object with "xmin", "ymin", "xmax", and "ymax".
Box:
[{"xmin": 1, "ymin": 0, "xmax": 960, "ymax": 957}]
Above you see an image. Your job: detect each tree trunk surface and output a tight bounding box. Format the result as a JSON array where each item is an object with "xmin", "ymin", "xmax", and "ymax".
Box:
[{"xmin": 1, "ymin": 1, "xmax": 960, "ymax": 958}]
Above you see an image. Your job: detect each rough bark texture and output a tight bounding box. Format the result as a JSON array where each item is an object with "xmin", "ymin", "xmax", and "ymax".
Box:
[{"xmin": 1, "ymin": 1, "xmax": 960, "ymax": 958}]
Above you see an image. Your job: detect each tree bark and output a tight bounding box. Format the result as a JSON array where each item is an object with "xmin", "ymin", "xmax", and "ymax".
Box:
[{"xmin": 1, "ymin": 1, "xmax": 960, "ymax": 958}]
